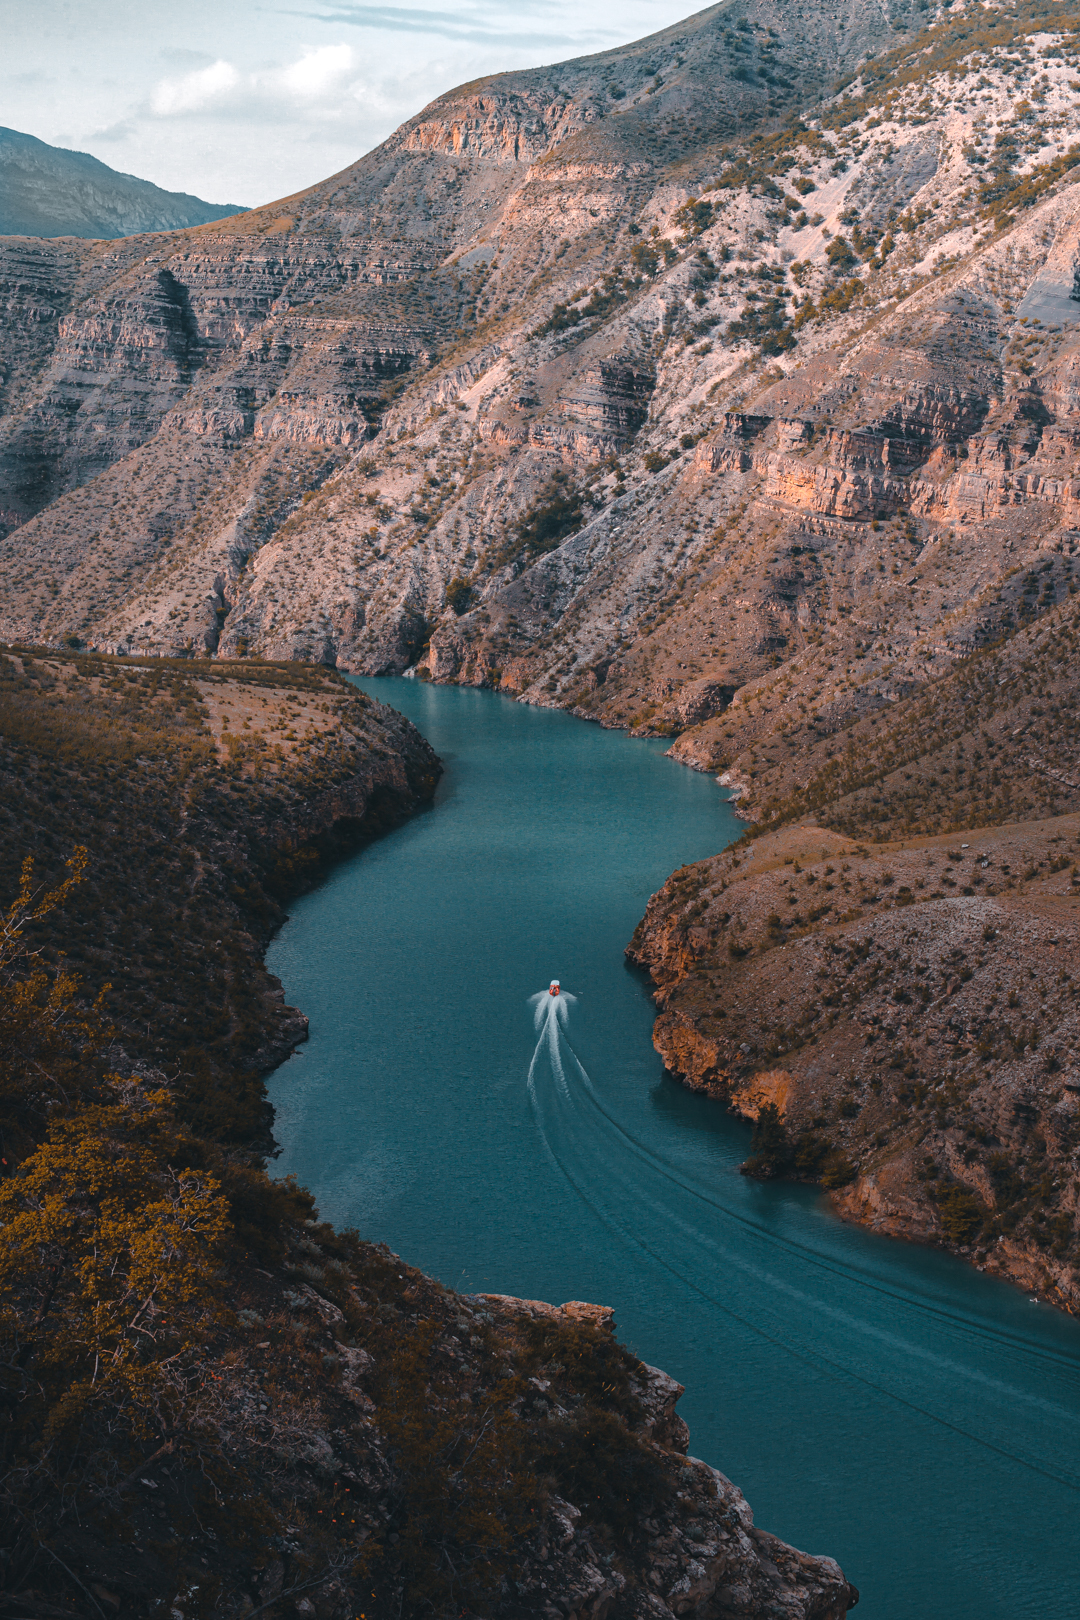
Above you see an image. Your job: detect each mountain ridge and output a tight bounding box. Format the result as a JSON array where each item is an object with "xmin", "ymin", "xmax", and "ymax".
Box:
[{"xmin": 0, "ymin": 125, "xmax": 247, "ymax": 240}]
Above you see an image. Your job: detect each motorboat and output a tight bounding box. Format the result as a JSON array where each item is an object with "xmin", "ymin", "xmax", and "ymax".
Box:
[{"xmin": 549, "ymin": 980, "xmax": 560, "ymax": 996}]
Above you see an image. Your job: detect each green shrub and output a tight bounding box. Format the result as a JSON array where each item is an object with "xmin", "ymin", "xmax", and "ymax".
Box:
[
  {"xmin": 794, "ymin": 1132, "xmax": 826, "ymax": 1175},
  {"xmin": 741, "ymin": 1103, "xmax": 791, "ymax": 1177},
  {"xmin": 826, "ymin": 235, "xmax": 859, "ymax": 272},
  {"xmin": 520, "ymin": 1316, "xmax": 637, "ymax": 1417},
  {"xmin": 534, "ymin": 1410, "xmax": 671, "ymax": 1534},
  {"xmin": 936, "ymin": 1184, "xmax": 984, "ymax": 1243},
  {"xmin": 495, "ymin": 472, "xmax": 588, "ymax": 566},
  {"xmin": 821, "ymin": 1152, "xmax": 858, "ymax": 1189}
]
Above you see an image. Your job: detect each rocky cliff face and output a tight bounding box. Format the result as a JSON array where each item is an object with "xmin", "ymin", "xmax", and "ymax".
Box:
[
  {"xmin": 4, "ymin": 0, "xmax": 1080, "ymax": 734},
  {"xmin": 2, "ymin": 1226, "xmax": 861, "ymax": 1620},
  {"xmin": 0, "ymin": 0, "xmax": 937, "ymax": 668}
]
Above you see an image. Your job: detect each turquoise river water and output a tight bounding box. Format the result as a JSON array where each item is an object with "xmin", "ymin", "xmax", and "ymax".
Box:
[{"xmin": 267, "ymin": 678, "xmax": 1080, "ymax": 1619}]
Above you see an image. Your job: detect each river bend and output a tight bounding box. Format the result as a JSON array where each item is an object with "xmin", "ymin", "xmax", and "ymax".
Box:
[{"xmin": 267, "ymin": 679, "xmax": 1080, "ymax": 1620}]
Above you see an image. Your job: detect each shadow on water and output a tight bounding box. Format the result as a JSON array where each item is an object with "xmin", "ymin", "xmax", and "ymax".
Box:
[{"xmin": 267, "ymin": 678, "xmax": 1080, "ymax": 1620}]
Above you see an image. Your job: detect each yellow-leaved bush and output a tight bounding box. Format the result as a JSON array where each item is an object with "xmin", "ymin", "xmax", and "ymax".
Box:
[
  {"xmin": 0, "ymin": 851, "xmax": 240, "ymax": 1537},
  {"xmin": 0, "ymin": 1082, "xmax": 233, "ymax": 1481}
]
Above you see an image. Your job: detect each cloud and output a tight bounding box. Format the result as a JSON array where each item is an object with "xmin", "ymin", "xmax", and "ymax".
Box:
[
  {"xmin": 282, "ymin": 2, "xmax": 611, "ymax": 49},
  {"xmin": 279, "ymin": 43, "xmax": 355, "ymax": 96},
  {"xmin": 53, "ymin": 0, "xmax": 672, "ymax": 203},
  {"xmin": 148, "ymin": 44, "xmax": 359, "ymax": 122},
  {"xmin": 151, "ymin": 59, "xmax": 240, "ymax": 115}
]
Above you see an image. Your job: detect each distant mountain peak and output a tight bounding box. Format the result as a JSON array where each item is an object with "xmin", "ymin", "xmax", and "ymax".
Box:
[{"xmin": 0, "ymin": 126, "xmax": 247, "ymax": 240}]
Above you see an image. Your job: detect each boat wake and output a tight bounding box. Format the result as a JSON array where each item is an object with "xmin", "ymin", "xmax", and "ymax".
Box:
[
  {"xmin": 525, "ymin": 987, "xmax": 1080, "ymax": 1496},
  {"xmin": 526, "ymin": 983, "xmax": 577, "ymax": 1097}
]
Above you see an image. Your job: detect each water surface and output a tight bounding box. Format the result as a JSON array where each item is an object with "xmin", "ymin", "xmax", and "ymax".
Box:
[{"xmin": 268, "ymin": 679, "xmax": 1080, "ymax": 1619}]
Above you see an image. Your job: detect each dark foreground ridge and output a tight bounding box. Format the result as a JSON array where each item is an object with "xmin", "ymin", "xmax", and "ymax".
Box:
[{"xmin": 0, "ymin": 649, "xmax": 858, "ymax": 1619}]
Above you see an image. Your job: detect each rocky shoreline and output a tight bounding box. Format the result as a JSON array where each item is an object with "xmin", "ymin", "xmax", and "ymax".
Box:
[
  {"xmin": 628, "ymin": 817, "xmax": 1080, "ymax": 1313},
  {"xmin": 81, "ymin": 1254, "xmax": 859, "ymax": 1620}
]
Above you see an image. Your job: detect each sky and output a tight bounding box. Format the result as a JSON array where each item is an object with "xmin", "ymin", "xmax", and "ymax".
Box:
[{"xmin": 0, "ymin": 0, "xmax": 700, "ymax": 207}]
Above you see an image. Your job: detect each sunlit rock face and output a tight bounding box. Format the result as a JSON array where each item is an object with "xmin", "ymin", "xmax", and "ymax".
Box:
[{"xmin": 4, "ymin": 0, "xmax": 1080, "ymax": 743}]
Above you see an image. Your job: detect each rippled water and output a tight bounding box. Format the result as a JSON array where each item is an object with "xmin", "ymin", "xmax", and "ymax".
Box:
[{"xmin": 267, "ymin": 679, "xmax": 1080, "ymax": 1619}]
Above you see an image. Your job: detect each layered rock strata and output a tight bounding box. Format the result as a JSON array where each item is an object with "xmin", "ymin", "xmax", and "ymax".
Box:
[{"xmin": 1, "ymin": 0, "xmax": 947, "ymax": 687}]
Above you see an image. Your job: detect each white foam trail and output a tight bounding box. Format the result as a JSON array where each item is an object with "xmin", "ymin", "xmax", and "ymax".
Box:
[
  {"xmin": 523, "ymin": 987, "xmax": 1080, "ymax": 1486},
  {"xmin": 526, "ymin": 988, "xmax": 577, "ymax": 1102},
  {"xmin": 528, "ymin": 987, "xmax": 577, "ymax": 1033}
]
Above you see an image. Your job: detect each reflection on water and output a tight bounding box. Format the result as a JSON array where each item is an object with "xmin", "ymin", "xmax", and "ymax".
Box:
[{"xmin": 268, "ymin": 679, "xmax": 1080, "ymax": 1620}]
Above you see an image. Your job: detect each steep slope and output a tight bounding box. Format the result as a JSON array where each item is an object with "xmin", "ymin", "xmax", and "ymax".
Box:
[
  {"xmin": 627, "ymin": 589, "xmax": 1080, "ymax": 1307},
  {"xmin": 0, "ymin": 647, "xmax": 440, "ymax": 1154},
  {"xmin": 0, "ymin": 126, "xmax": 246, "ymax": 239},
  {"xmin": 629, "ymin": 810, "xmax": 1080, "ymax": 1310},
  {"xmin": 0, "ymin": 0, "xmax": 929, "ymax": 660},
  {"xmin": 4, "ymin": 0, "xmax": 1080, "ymax": 719}
]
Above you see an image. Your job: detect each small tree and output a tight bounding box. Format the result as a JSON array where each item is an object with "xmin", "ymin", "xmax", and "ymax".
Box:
[
  {"xmin": 0, "ymin": 848, "xmax": 111, "ymax": 1156},
  {"xmin": 0, "ymin": 1083, "xmax": 233, "ymax": 1577},
  {"xmin": 741, "ymin": 1103, "xmax": 791, "ymax": 1177}
]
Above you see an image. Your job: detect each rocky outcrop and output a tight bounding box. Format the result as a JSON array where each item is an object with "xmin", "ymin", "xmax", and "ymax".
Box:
[
  {"xmin": 447, "ymin": 1293, "xmax": 858, "ymax": 1620},
  {"xmin": 12, "ymin": 1238, "xmax": 858, "ymax": 1620},
  {"xmin": 402, "ymin": 90, "xmax": 599, "ymax": 167},
  {"xmin": 628, "ymin": 806, "xmax": 1080, "ymax": 1312}
]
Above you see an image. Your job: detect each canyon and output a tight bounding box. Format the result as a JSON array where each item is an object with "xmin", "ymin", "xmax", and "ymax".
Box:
[
  {"xmin": 0, "ymin": 650, "xmax": 861, "ymax": 1620},
  {"xmin": 4, "ymin": 2, "xmax": 1080, "ymax": 1605},
  {"xmin": 0, "ymin": 0, "xmax": 1078, "ymax": 1284},
  {"xmin": 3, "ymin": 0, "xmax": 1079, "ymax": 1303}
]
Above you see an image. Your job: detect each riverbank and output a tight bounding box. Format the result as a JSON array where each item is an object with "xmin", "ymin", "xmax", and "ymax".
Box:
[
  {"xmin": 628, "ymin": 815, "xmax": 1080, "ymax": 1312},
  {"xmin": 264, "ymin": 678, "xmax": 1080, "ymax": 1620},
  {"xmin": 0, "ymin": 655, "xmax": 862, "ymax": 1620},
  {"xmin": 0, "ymin": 646, "xmax": 440, "ymax": 1153}
]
